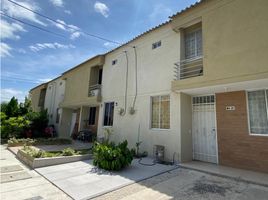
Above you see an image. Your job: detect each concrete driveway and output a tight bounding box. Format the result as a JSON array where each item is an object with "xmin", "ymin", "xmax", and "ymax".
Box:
[
  {"xmin": 36, "ymin": 158, "xmax": 177, "ymax": 200},
  {"xmin": 94, "ymin": 167, "xmax": 268, "ymax": 200}
]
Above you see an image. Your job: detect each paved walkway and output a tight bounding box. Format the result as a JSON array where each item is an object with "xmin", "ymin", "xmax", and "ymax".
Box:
[
  {"xmin": 94, "ymin": 167, "xmax": 268, "ymax": 200},
  {"xmin": 36, "ymin": 158, "xmax": 177, "ymax": 200},
  {"xmin": 0, "ymin": 144, "xmax": 71, "ymax": 200}
]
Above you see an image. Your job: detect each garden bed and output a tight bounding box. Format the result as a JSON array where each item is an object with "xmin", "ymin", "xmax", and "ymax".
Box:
[
  {"xmin": 17, "ymin": 147, "xmax": 92, "ymax": 168},
  {"xmin": 7, "ymin": 137, "xmax": 72, "ymax": 147}
]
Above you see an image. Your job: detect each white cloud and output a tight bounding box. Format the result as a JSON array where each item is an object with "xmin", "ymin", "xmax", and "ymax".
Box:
[
  {"xmin": 1, "ymin": 19, "xmax": 26, "ymax": 40},
  {"xmin": 49, "ymin": 0, "xmax": 63, "ymax": 7},
  {"xmin": 94, "ymin": 1, "xmax": 109, "ymax": 18},
  {"xmin": 2, "ymin": 0, "xmax": 46, "ymax": 26},
  {"xmin": 1, "ymin": 88, "xmax": 28, "ymax": 102},
  {"xmin": 38, "ymin": 78, "xmax": 53, "ymax": 82},
  {"xmin": 70, "ymin": 32, "xmax": 81, "ymax": 40},
  {"xmin": 52, "ymin": 19, "xmax": 81, "ymax": 39},
  {"xmin": 103, "ymin": 42, "xmax": 117, "ymax": 48},
  {"xmin": 1, "ymin": 42, "xmax": 12, "ymax": 57},
  {"xmin": 29, "ymin": 42, "xmax": 75, "ymax": 52},
  {"xmin": 64, "ymin": 10, "xmax": 72, "ymax": 15}
]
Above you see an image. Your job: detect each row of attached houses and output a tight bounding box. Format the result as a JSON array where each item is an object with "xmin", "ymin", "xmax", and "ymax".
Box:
[{"xmin": 29, "ymin": 0, "xmax": 268, "ymax": 173}]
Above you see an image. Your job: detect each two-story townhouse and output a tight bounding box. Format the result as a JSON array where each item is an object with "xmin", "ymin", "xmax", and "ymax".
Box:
[
  {"xmin": 169, "ymin": 0, "xmax": 268, "ymax": 172},
  {"xmin": 44, "ymin": 76, "xmax": 66, "ymax": 133},
  {"xmin": 29, "ymin": 0, "xmax": 268, "ymax": 173},
  {"xmin": 58, "ymin": 55, "xmax": 104, "ymax": 139},
  {"xmin": 97, "ymin": 21, "xmax": 182, "ymax": 163},
  {"xmin": 97, "ymin": 0, "xmax": 268, "ymax": 173}
]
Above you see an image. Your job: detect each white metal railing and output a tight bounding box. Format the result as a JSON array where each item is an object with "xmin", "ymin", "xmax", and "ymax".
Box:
[
  {"xmin": 174, "ymin": 56, "xmax": 203, "ymax": 80},
  {"xmin": 88, "ymin": 84, "xmax": 101, "ymax": 98}
]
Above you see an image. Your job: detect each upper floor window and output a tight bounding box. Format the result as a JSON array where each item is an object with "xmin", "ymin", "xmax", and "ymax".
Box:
[
  {"xmin": 152, "ymin": 41, "xmax": 161, "ymax": 49},
  {"xmin": 185, "ymin": 28, "xmax": 202, "ymax": 59},
  {"xmin": 103, "ymin": 102, "xmax": 114, "ymax": 126},
  {"xmin": 38, "ymin": 88, "xmax": 46, "ymax": 107},
  {"xmin": 151, "ymin": 95, "xmax": 170, "ymax": 129},
  {"xmin": 247, "ymin": 89, "xmax": 268, "ymax": 135}
]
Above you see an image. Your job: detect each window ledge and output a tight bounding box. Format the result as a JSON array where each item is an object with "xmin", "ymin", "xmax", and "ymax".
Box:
[{"xmin": 249, "ymin": 133, "xmax": 268, "ymax": 137}]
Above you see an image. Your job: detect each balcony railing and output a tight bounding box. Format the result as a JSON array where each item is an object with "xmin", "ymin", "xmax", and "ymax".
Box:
[
  {"xmin": 88, "ymin": 84, "xmax": 102, "ymax": 101},
  {"xmin": 174, "ymin": 56, "xmax": 203, "ymax": 80}
]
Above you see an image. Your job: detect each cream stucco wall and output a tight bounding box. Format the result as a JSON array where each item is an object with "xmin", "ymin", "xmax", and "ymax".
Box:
[
  {"xmin": 44, "ymin": 77, "xmax": 65, "ymax": 133},
  {"xmin": 98, "ymin": 24, "xmax": 182, "ymax": 161},
  {"xmin": 171, "ymin": 0, "xmax": 268, "ymax": 90},
  {"xmin": 61, "ymin": 56, "xmax": 104, "ymax": 108},
  {"xmin": 29, "ymin": 84, "xmax": 47, "ymax": 112}
]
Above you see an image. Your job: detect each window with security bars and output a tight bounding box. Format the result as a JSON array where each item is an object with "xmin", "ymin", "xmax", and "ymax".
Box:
[
  {"xmin": 247, "ymin": 90, "xmax": 268, "ymax": 135},
  {"xmin": 151, "ymin": 95, "xmax": 170, "ymax": 129},
  {"xmin": 185, "ymin": 29, "xmax": 202, "ymax": 59},
  {"xmin": 103, "ymin": 102, "xmax": 114, "ymax": 126}
]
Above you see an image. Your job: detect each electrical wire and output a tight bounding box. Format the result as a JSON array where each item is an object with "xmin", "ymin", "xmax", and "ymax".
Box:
[
  {"xmin": 5, "ymin": 0, "xmax": 122, "ymax": 45},
  {"xmin": 0, "ymin": 12, "xmax": 67, "ymax": 38}
]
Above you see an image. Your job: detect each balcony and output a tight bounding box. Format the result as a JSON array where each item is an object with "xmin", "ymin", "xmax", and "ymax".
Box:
[
  {"xmin": 174, "ymin": 56, "xmax": 203, "ymax": 80},
  {"xmin": 88, "ymin": 84, "xmax": 102, "ymax": 102}
]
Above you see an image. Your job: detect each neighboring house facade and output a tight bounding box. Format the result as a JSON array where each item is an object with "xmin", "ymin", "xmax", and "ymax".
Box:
[
  {"xmin": 58, "ymin": 55, "xmax": 104, "ymax": 138},
  {"xmin": 29, "ymin": 83, "xmax": 47, "ymax": 112},
  {"xmin": 44, "ymin": 77, "xmax": 65, "ymax": 133},
  {"xmin": 169, "ymin": 0, "xmax": 268, "ymax": 172},
  {"xmin": 29, "ymin": 0, "xmax": 268, "ymax": 173}
]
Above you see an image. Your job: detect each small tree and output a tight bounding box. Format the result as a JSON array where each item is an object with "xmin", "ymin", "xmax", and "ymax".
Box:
[{"xmin": 4, "ymin": 97, "xmax": 19, "ymax": 118}]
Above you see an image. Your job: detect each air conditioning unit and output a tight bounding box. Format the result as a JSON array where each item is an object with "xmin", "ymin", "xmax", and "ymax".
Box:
[{"xmin": 154, "ymin": 145, "xmax": 165, "ymax": 163}]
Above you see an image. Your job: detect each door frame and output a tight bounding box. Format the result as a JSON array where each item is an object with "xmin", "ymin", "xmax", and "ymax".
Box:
[{"xmin": 191, "ymin": 94, "xmax": 219, "ymax": 164}]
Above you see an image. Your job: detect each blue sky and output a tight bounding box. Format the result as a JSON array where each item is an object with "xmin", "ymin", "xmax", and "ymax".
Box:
[{"xmin": 1, "ymin": 0, "xmax": 198, "ymax": 102}]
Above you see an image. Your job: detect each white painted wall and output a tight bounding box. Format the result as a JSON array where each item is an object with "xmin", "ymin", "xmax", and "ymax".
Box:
[
  {"xmin": 98, "ymin": 24, "xmax": 183, "ymax": 161},
  {"xmin": 44, "ymin": 77, "xmax": 65, "ymax": 133}
]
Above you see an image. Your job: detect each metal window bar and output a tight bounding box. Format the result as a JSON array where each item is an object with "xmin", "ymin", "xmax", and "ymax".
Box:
[
  {"xmin": 88, "ymin": 84, "xmax": 101, "ymax": 97},
  {"xmin": 174, "ymin": 56, "xmax": 203, "ymax": 80}
]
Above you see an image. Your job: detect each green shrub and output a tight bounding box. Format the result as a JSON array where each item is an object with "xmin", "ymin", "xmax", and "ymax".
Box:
[
  {"xmin": 26, "ymin": 110, "xmax": 48, "ymax": 137},
  {"xmin": 22, "ymin": 146, "xmax": 44, "ymax": 158},
  {"xmin": 93, "ymin": 140, "xmax": 135, "ymax": 171},
  {"xmin": 61, "ymin": 148, "xmax": 76, "ymax": 156},
  {"xmin": 1, "ymin": 116, "xmax": 30, "ymax": 139},
  {"xmin": 8, "ymin": 137, "xmax": 36, "ymax": 147}
]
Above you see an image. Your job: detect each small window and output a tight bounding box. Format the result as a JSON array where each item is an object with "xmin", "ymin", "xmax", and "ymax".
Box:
[
  {"xmin": 88, "ymin": 107, "xmax": 97, "ymax": 125},
  {"xmin": 151, "ymin": 95, "xmax": 170, "ymax": 129},
  {"xmin": 103, "ymin": 102, "xmax": 114, "ymax": 126},
  {"xmin": 152, "ymin": 41, "xmax": 161, "ymax": 49},
  {"xmin": 59, "ymin": 82, "xmax": 62, "ymax": 86},
  {"xmin": 247, "ymin": 89, "xmax": 268, "ymax": 135},
  {"xmin": 112, "ymin": 59, "xmax": 117, "ymax": 65}
]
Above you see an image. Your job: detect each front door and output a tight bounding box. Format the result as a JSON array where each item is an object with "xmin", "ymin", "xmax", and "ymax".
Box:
[
  {"xmin": 192, "ymin": 95, "xmax": 218, "ymax": 163},
  {"xmin": 70, "ymin": 113, "xmax": 77, "ymax": 136}
]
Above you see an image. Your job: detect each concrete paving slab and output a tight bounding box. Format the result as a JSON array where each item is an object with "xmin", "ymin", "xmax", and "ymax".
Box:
[
  {"xmin": 0, "ymin": 145, "xmax": 72, "ymax": 200},
  {"xmin": 36, "ymin": 157, "xmax": 177, "ymax": 200},
  {"xmin": 1, "ymin": 165, "xmax": 23, "ymax": 173},
  {"xmin": 1, "ymin": 171, "xmax": 32, "ymax": 183}
]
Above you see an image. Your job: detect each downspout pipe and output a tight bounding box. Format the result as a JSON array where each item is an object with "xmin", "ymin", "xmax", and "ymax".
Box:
[
  {"xmin": 130, "ymin": 46, "xmax": 138, "ymax": 114},
  {"xmin": 120, "ymin": 51, "xmax": 129, "ymax": 116}
]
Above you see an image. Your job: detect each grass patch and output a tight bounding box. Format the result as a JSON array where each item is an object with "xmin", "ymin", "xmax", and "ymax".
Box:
[{"xmin": 8, "ymin": 137, "xmax": 72, "ymax": 147}]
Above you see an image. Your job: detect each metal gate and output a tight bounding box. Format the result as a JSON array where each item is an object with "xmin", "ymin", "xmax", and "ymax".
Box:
[{"xmin": 192, "ymin": 95, "xmax": 218, "ymax": 163}]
